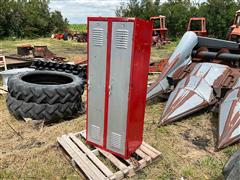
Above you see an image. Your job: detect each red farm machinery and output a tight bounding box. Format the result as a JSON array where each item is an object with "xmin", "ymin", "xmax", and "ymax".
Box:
[
  {"xmin": 227, "ymin": 10, "xmax": 240, "ymax": 42},
  {"xmin": 150, "ymin": 15, "xmax": 170, "ymax": 47},
  {"xmin": 187, "ymin": 17, "xmax": 207, "ymax": 36}
]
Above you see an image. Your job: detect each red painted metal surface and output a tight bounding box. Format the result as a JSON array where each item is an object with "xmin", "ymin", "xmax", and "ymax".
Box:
[
  {"xmin": 54, "ymin": 33, "xmax": 64, "ymax": 40},
  {"xmin": 125, "ymin": 18, "xmax": 152, "ymax": 156},
  {"xmin": 149, "ymin": 58, "xmax": 168, "ymax": 73},
  {"xmin": 86, "ymin": 17, "xmax": 152, "ymax": 159}
]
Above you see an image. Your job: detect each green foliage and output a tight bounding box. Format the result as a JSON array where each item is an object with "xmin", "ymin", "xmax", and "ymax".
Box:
[
  {"xmin": 116, "ymin": 0, "xmax": 240, "ymax": 39},
  {"xmin": 0, "ymin": 0, "xmax": 68, "ymax": 38},
  {"xmin": 160, "ymin": 0, "xmax": 193, "ymax": 37},
  {"xmin": 197, "ymin": 0, "xmax": 240, "ymax": 38},
  {"xmin": 68, "ymin": 24, "xmax": 87, "ymax": 32}
]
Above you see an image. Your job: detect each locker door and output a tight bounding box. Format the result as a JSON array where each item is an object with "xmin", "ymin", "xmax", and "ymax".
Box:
[
  {"xmin": 87, "ymin": 21, "xmax": 108, "ymax": 146},
  {"xmin": 106, "ymin": 22, "xmax": 134, "ymax": 155}
]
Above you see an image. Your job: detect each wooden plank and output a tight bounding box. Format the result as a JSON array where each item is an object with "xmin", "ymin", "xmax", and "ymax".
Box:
[
  {"xmin": 126, "ymin": 166, "xmax": 136, "ymax": 177},
  {"xmin": 59, "ymin": 135, "xmax": 107, "ymax": 180},
  {"xmin": 113, "ymin": 171, "xmax": 124, "ymax": 180},
  {"xmin": 125, "ymin": 159, "xmax": 138, "ymax": 177},
  {"xmin": 80, "ymin": 130, "xmax": 128, "ymax": 176},
  {"xmin": 69, "ymin": 133, "xmax": 114, "ymax": 179},
  {"xmin": 57, "ymin": 136, "xmax": 99, "ymax": 180},
  {"xmin": 142, "ymin": 142, "xmax": 161, "ymax": 156},
  {"xmin": 136, "ymin": 159, "xmax": 147, "ymax": 171},
  {"xmin": 0, "ymin": 86, "xmax": 7, "ymax": 95},
  {"xmin": 99, "ymin": 149, "xmax": 128, "ymax": 173},
  {"xmin": 80, "ymin": 130, "xmax": 87, "ymax": 138},
  {"xmin": 135, "ymin": 149, "xmax": 151, "ymax": 163},
  {"xmin": 127, "ymin": 158, "xmax": 147, "ymax": 172},
  {"xmin": 92, "ymin": 149, "xmax": 99, "ymax": 156},
  {"xmin": 140, "ymin": 144, "xmax": 158, "ymax": 159},
  {"xmin": 0, "ymin": 86, "xmax": 7, "ymax": 91},
  {"xmin": 23, "ymin": 118, "xmax": 32, "ymax": 122},
  {"xmin": 73, "ymin": 131, "xmax": 99, "ymax": 155},
  {"xmin": 0, "ymin": 89, "xmax": 7, "ymax": 95}
]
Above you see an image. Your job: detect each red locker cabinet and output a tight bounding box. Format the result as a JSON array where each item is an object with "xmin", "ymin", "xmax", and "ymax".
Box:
[{"xmin": 86, "ymin": 17, "xmax": 153, "ymax": 159}]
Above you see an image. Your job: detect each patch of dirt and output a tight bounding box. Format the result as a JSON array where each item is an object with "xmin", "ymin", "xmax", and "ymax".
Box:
[
  {"xmin": 15, "ymin": 139, "xmax": 45, "ymax": 150},
  {"xmin": 180, "ymin": 129, "xmax": 210, "ymax": 150}
]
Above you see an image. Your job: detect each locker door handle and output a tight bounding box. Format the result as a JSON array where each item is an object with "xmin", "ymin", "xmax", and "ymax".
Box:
[
  {"xmin": 109, "ymin": 85, "xmax": 112, "ymax": 95},
  {"xmin": 88, "ymin": 80, "xmax": 91, "ymax": 91}
]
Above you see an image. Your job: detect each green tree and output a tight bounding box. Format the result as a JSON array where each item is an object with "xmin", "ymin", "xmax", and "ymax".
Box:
[
  {"xmin": 160, "ymin": 0, "xmax": 193, "ymax": 37},
  {"xmin": 116, "ymin": 0, "xmax": 240, "ymax": 39},
  {"xmin": 0, "ymin": 0, "xmax": 68, "ymax": 38},
  {"xmin": 198, "ymin": 0, "xmax": 240, "ymax": 38},
  {"xmin": 50, "ymin": 11, "xmax": 69, "ymax": 33},
  {"xmin": 116, "ymin": 0, "xmax": 143, "ymax": 17}
]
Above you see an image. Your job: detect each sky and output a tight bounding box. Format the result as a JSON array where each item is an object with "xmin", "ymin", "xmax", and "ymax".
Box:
[
  {"xmin": 49, "ymin": 0, "xmax": 129, "ymax": 24},
  {"xmin": 49, "ymin": 0, "xmax": 206, "ymax": 24}
]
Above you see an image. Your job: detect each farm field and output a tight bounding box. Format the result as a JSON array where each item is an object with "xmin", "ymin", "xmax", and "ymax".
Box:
[
  {"xmin": 68, "ymin": 24, "xmax": 87, "ymax": 32},
  {"xmin": 0, "ymin": 38, "xmax": 239, "ymax": 179}
]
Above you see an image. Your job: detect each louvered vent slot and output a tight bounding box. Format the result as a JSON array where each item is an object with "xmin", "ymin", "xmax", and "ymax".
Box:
[
  {"xmin": 111, "ymin": 132, "xmax": 121, "ymax": 149},
  {"xmin": 91, "ymin": 125, "xmax": 100, "ymax": 141},
  {"xmin": 115, "ymin": 29, "xmax": 129, "ymax": 49},
  {"xmin": 92, "ymin": 28, "xmax": 104, "ymax": 46}
]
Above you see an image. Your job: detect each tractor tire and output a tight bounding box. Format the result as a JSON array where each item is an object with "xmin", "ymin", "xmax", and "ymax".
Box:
[
  {"xmin": 7, "ymin": 94, "xmax": 81, "ymax": 122},
  {"xmin": 8, "ymin": 71, "xmax": 84, "ymax": 105},
  {"xmin": 30, "ymin": 60, "xmax": 87, "ymax": 81},
  {"xmin": 223, "ymin": 150, "xmax": 240, "ymax": 180}
]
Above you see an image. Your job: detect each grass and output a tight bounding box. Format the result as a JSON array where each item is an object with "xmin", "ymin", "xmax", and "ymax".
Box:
[
  {"xmin": 0, "ymin": 38, "xmax": 87, "ymax": 62},
  {"xmin": 151, "ymin": 41, "xmax": 179, "ymax": 62},
  {"xmin": 0, "ymin": 38, "xmax": 239, "ymax": 179},
  {"xmin": 68, "ymin": 24, "xmax": 87, "ymax": 32}
]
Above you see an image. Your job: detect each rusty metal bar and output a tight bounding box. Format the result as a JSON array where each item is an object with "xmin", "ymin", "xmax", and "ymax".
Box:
[
  {"xmin": 192, "ymin": 50, "xmax": 240, "ymax": 61},
  {"xmin": 197, "ymin": 36, "xmax": 240, "ymax": 50}
]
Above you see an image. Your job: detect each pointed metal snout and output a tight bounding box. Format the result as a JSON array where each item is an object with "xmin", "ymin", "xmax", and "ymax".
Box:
[
  {"xmin": 147, "ymin": 77, "xmax": 169, "ymax": 100},
  {"xmin": 160, "ymin": 75, "xmax": 215, "ymax": 125},
  {"xmin": 218, "ymin": 88, "xmax": 240, "ymax": 149},
  {"xmin": 147, "ymin": 31, "xmax": 198, "ymax": 100},
  {"xmin": 160, "ymin": 87, "xmax": 209, "ymax": 125}
]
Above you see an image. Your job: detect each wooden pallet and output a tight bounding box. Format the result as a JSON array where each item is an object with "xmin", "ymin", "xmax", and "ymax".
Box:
[
  {"xmin": 0, "ymin": 86, "xmax": 7, "ymax": 95},
  {"xmin": 57, "ymin": 130, "xmax": 161, "ymax": 180}
]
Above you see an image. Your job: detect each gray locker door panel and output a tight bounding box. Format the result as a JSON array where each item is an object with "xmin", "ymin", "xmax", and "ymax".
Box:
[
  {"xmin": 106, "ymin": 22, "xmax": 134, "ymax": 155},
  {"xmin": 87, "ymin": 21, "xmax": 108, "ymax": 146}
]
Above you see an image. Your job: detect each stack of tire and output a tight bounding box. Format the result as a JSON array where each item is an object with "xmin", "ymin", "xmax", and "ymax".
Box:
[
  {"xmin": 7, "ymin": 70, "xmax": 84, "ymax": 123},
  {"xmin": 30, "ymin": 60, "xmax": 87, "ymax": 81}
]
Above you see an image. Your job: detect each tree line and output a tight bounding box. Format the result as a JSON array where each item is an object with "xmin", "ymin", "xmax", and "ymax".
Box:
[
  {"xmin": 116, "ymin": 0, "xmax": 240, "ymax": 39},
  {"xmin": 0, "ymin": 0, "xmax": 68, "ymax": 38}
]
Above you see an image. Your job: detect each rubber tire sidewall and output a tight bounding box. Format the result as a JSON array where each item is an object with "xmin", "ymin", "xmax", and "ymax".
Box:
[{"xmin": 8, "ymin": 70, "xmax": 84, "ymax": 104}]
